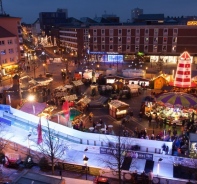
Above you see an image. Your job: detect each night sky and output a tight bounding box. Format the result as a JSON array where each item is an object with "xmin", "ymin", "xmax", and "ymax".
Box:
[{"xmin": 2, "ymin": 0, "xmax": 197, "ymax": 23}]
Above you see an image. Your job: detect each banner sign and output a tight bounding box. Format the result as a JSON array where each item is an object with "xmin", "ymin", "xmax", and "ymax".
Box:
[{"xmin": 100, "ymin": 147, "xmax": 153, "ymax": 161}]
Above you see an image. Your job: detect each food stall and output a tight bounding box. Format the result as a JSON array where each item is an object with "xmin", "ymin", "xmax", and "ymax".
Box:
[
  {"xmin": 76, "ymin": 96, "xmax": 91, "ymax": 112},
  {"xmin": 108, "ymin": 100, "xmax": 130, "ymax": 119}
]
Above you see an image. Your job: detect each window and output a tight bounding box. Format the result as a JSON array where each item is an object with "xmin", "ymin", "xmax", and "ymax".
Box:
[
  {"xmin": 127, "ymin": 29, "xmax": 131, "ymax": 35},
  {"xmin": 173, "ymin": 37, "xmax": 177, "ymax": 43},
  {"xmin": 135, "ymin": 45, "xmax": 139, "ymax": 52},
  {"xmin": 101, "ymin": 29, "xmax": 105, "ymax": 35},
  {"xmin": 153, "ymin": 45, "xmax": 157, "ymax": 52},
  {"xmin": 126, "ymin": 45, "xmax": 130, "ymax": 50},
  {"xmin": 109, "ymin": 29, "xmax": 113, "ymax": 35},
  {"xmin": 109, "ymin": 37, "xmax": 113, "ymax": 42},
  {"xmin": 172, "ymin": 45, "xmax": 176, "ymax": 52},
  {"xmin": 9, "ymin": 49, "xmax": 14, "ymax": 53},
  {"xmin": 10, "ymin": 57, "xmax": 14, "ymax": 62},
  {"xmin": 162, "ymin": 45, "xmax": 167, "ymax": 51},
  {"xmin": 101, "ymin": 37, "xmax": 105, "ymax": 43},
  {"xmin": 93, "ymin": 29, "xmax": 97, "ymax": 35},
  {"xmin": 136, "ymin": 29, "xmax": 140, "ymax": 35},
  {"xmin": 0, "ymin": 40, "xmax": 5, "ymax": 45},
  {"xmin": 0, "ymin": 50, "xmax": 6, "ymax": 55},
  {"xmin": 144, "ymin": 37, "xmax": 149, "ymax": 43},
  {"xmin": 118, "ymin": 37, "xmax": 122, "ymax": 42},
  {"xmin": 118, "ymin": 29, "xmax": 122, "ymax": 35},
  {"xmin": 109, "ymin": 45, "xmax": 113, "ymax": 50},
  {"xmin": 163, "ymin": 28, "xmax": 168, "ymax": 34},
  {"xmin": 8, "ymin": 40, "xmax": 12, "ymax": 45},
  {"xmin": 93, "ymin": 45, "xmax": 97, "ymax": 50},
  {"xmin": 145, "ymin": 29, "xmax": 149, "ymax": 35},
  {"xmin": 154, "ymin": 28, "xmax": 158, "ymax": 35},
  {"xmin": 163, "ymin": 37, "xmax": 167, "ymax": 43},
  {"xmin": 118, "ymin": 45, "xmax": 122, "ymax": 50},
  {"xmin": 101, "ymin": 45, "xmax": 105, "ymax": 50},
  {"xmin": 84, "ymin": 29, "xmax": 88, "ymax": 34},
  {"xmin": 173, "ymin": 28, "xmax": 178, "ymax": 34},
  {"xmin": 93, "ymin": 37, "xmax": 97, "ymax": 42},
  {"xmin": 127, "ymin": 37, "xmax": 131, "ymax": 42},
  {"xmin": 154, "ymin": 37, "xmax": 158, "ymax": 43},
  {"xmin": 144, "ymin": 45, "xmax": 148, "ymax": 51},
  {"xmin": 135, "ymin": 37, "xmax": 139, "ymax": 43}
]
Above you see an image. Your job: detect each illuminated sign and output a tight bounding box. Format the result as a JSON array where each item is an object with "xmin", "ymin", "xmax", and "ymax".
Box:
[{"xmin": 187, "ymin": 21, "xmax": 197, "ymax": 26}]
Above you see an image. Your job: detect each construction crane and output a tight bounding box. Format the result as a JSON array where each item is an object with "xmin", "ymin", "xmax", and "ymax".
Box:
[{"xmin": 0, "ymin": 0, "xmax": 4, "ymax": 15}]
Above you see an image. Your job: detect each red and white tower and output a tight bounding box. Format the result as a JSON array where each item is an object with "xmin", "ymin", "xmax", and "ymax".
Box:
[{"xmin": 172, "ymin": 51, "xmax": 196, "ymax": 88}]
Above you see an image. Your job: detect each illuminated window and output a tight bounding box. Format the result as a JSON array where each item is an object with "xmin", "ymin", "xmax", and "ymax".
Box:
[
  {"xmin": 163, "ymin": 37, "xmax": 167, "ymax": 43},
  {"xmin": 93, "ymin": 45, "xmax": 97, "ymax": 50},
  {"xmin": 118, "ymin": 29, "xmax": 122, "ymax": 35},
  {"xmin": 101, "ymin": 45, "xmax": 105, "ymax": 50},
  {"xmin": 144, "ymin": 37, "xmax": 149, "ymax": 43},
  {"xmin": 118, "ymin": 45, "xmax": 122, "ymax": 50},
  {"xmin": 127, "ymin": 29, "xmax": 131, "ymax": 35},
  {"xmin": 172, "ymin": 45, "xmax": 176, "ymax": 52},
  {"xmin": 173, "ymin": 37, "xmax": 177, "ymax": 43},
  {"xmin": 109, "ymin": 37, "xmax": 113, "ymax": 42},
  {"xmin": 153, "ymin": 45, "xmax": 157, "ymax": 52},
  {"xmin": 154, "ymin": 37, "xmax": 158, "ymax": 43},
  {"xmin": 135, "ymin": 45, "xmax": 139, "ymax": 51},
  {"xmin": 118, "ymin": 37, "xmax": 122, "ymax": 42},
  {"xmin": 101, "ymin": 37, "xmax": 105, "ymax": 43}
]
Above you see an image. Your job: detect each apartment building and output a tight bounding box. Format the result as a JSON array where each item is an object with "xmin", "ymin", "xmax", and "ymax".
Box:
[{"xmin": 0, "ymin": 15, "xmax": 23, "ymax": 75}]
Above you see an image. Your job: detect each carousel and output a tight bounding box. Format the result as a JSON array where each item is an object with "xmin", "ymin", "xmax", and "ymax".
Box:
[
  {"xmin": 145, "ymin": 51, "xmax": 197, "ymax": 126},
  {"xmin": 145, "ymin": 92, "xmax": 197, "ymax": 126}
]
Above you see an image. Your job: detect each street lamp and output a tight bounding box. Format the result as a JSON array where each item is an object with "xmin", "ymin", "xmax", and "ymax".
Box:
[
  {"xmin": 83, "ymin": 156, "xmax": 89, "ymax": 180},
  {"xmin": 27, "ymin": 133, "xmax": 31, "ymax": 155},
  {"xmin": 27, "ymin": 95, "xmax": 35, "ymax": 114}
]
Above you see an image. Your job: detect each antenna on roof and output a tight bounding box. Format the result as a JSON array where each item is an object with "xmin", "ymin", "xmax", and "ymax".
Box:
[{"xmin": 0, "ymin": 0, "xmax": 5, "ymax": 15}]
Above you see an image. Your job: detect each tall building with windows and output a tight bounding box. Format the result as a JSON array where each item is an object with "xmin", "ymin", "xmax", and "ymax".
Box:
[
  {"xmin": 0, "ymin": 15, "xmax": 23, "ymax": 75},
  {"xmin": 131, "ymin": 8, "xmax": 143, "ymax": 22}
]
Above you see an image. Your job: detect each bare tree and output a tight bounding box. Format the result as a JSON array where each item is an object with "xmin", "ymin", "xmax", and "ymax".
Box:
[
  {"xmin": 34, "ymin": 120, "xmax": 68, "ymax": 174},
  {"xmin": 99, "ymin": 125, "xmax": 137, "ymax": 184}
]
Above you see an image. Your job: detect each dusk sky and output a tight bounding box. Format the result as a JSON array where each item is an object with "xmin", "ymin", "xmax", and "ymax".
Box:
[{"xmin": 3, "ymin": 0, "xmax": 197, "ymax": 23}]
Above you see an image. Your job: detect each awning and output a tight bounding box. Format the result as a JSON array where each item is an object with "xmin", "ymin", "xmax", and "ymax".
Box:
[{"xmin": 63, "ymin": 94, "xmax": 77, "ymax": 101}]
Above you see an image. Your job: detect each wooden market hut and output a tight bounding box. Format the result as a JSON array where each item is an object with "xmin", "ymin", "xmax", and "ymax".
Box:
[
  {"xmin": 153, "ymin": 74, "xmax": 169, "ymax": 90},
  {"xmin": 108, "ymin": 100, "xmax": 130, "ymax": 119}
]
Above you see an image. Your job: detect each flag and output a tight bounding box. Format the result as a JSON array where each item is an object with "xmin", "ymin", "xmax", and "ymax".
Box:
[
  {"xmin": 62, "ymin": 101, "xmax": 70, "ymax": 121},
  {"xmin": 37, "ymin": 117, "xmax": 43, "ymax": 144}
]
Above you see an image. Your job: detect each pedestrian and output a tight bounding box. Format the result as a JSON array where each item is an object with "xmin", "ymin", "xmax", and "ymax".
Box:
[
  {"xmin": 130, "ymin": 110, "xmax": 133, "ymax": 119},
  {"xmin": 148, "ymin": 170, "xmax": 154, "ymax": 184}
]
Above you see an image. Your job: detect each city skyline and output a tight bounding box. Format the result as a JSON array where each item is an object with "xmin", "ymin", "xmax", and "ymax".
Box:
[{"xmin": 2, "ymin": 0, "xmax": 197, "ymax": 23}]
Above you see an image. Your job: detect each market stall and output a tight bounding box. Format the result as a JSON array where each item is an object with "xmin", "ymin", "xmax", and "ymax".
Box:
[
  {"xmin": 108, "ymin": 100, "xmax": 130, "ymax": 119},
  {"xmin": 76, "ymin": 96, "xmax": 91, "ymax": 112}
]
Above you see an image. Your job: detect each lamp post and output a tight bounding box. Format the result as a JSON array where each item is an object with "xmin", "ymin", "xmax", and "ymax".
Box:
[
  {"xmin": 88, "ymin": 34, "xmax": 90, "ymax": 66},
  {"xmin": 83, "ymin": 156, "xmax": 89, "ymax": 180},
  {"xmin": 27, "ymin": 95, "xmax": 35, "ymax": 114},
  {"xmin": 27, "ymin": 133, "xmax": 31, "ymax": 155}
]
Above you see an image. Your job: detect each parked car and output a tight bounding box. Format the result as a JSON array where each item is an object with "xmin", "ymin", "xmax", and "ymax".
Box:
[{"xmin": 93, "ymin": 176, "xmax": 110, "ymax": 184}]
